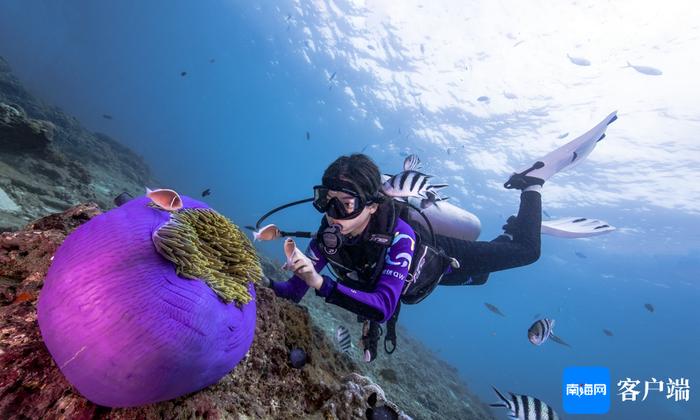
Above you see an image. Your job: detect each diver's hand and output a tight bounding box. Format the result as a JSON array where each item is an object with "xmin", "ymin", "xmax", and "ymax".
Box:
[{"xmin": 287, "ymin": 257, "xmax": 323, "ymax": 289}]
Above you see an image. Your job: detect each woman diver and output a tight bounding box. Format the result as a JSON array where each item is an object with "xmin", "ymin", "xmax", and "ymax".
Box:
[
  {"xmin": 264, "ymin": 153, "xmax": 541, "ymax": 362},
  {"xmin": 259, "ymin": 112, "xmax": 618, "ymax": 362}
]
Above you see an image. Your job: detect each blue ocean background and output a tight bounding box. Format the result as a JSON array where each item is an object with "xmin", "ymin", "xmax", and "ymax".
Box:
[{"xmin": 1, "ymin": 1, "xmax": 698, "ymax": 419}]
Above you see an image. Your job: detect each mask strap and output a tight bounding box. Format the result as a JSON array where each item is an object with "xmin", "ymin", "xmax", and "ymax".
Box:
[
  {"xmin": 253, "ymin": 197, "xmax": 313, "ymax": 229},
  {"xmin": 244, "ymin": 197, "xmax": 315, "ymax": 239}
]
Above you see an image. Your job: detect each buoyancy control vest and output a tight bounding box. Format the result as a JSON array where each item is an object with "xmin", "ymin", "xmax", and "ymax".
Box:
[
  {"xmin": 316, "ymin": 198, "xmax": 458, "ymax": 357},
  {"xmin": 317, "ymin": 199, "xmax": 458, "ymax": 305}
]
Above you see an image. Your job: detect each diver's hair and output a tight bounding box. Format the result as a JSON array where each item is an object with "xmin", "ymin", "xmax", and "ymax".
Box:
[{"xmin": 322, "ymin": 153, "xmax": 383, "ymax": 202}]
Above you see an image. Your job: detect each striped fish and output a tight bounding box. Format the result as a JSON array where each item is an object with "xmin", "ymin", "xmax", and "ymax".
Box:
[
  {"xmin": 382, "ymin": 155, "xmax": 448, "ymax": 199},
  {"xmin": 528, "ymin": 318, "xmax": 554, "ymax": 345},
  {"xmin": 529, "ymin": 319, "xmax": 572, "ymax": 348},
  {"xmin": 490, "ymin": 386, "xmax": 560, "ymax": 420},
  {"xmin": 335, "ymin": 325, "xmax": 351, "ymax": 353}
]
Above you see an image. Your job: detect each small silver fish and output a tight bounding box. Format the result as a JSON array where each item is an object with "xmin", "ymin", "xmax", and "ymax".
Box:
[
  {"xmin": 484, "ymin": 302, "xmax": 505, "ymax": 317},
  {"xmin": 603, "ymin": 329, "xmax": 614, "ymax": 337},
  {"xmin": 626, "ymin": 61, "xmax": 662, "ymax": 76},
  {"xmin": 567, "ymin": 54, "xmax": 591, "ymax": 66},
  {"xmin": 336, "ymin": 326, "xmax": 351, "ymax": 353},
  {"xmin": 644, "ymin": 303, "xmax": 655, "ymax": 313},
  {"xmin": 491, "ymin": 387, "xmax": 560, "ymax": 420},
  {"xmin": 477, "ymin": 95, "xmax": 490, "ymax": 102}
]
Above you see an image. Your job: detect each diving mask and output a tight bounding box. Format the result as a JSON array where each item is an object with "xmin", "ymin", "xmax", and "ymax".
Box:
[{"xmin": 312, "ymin": 181, "xmax": 372, "ymax": 220}]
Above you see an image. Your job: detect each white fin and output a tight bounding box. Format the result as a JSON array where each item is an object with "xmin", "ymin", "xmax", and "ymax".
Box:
[
  {"xmin": 518, "ymin": 111, "xmax": 618, "ymax": 182},
  {"xmin": 541, "ymin": 217, "xmax": 615, "ymax": 238}
]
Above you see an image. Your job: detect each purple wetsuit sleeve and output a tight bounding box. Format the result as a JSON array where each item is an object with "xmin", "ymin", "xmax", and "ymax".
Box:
[
  {"xmin": 271, "ymin": 240, "xmax": 328, "ymax": 303},
  {"xmin": 315, "ymin": 219, "xmax": 415, "ymax": 323}
]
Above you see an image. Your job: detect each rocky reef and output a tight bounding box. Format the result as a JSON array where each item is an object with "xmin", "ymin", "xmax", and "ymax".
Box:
[
  {"xmin": 0, "ymin": 204, "xmax": 494, "ymax": 419},
  {"xmin": 0, "ymin": 56, "xmax": 495, "ymax": 419},
  {"xmin": 0, "ymin": 56, "xmax": 157, "ymax": 232}
]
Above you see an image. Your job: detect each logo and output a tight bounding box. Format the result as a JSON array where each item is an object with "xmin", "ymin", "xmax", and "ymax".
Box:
[
  {"xmin": 384, "ymin": 233, "xmax": 415, "ymax": 268},
  {"xmin": 563, "ymin": 366, "xmax": 611, "ymax": 414}
]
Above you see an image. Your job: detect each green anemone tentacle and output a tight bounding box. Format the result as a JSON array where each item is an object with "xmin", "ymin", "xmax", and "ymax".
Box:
[{"xmin": 152, "ymin": 208, "xmax": 263, "ymax": 305}]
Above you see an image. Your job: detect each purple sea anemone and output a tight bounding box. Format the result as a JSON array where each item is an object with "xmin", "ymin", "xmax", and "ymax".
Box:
[{"xmin": 37, "ymin": 195, "xmax": 261, "ymax": 407}]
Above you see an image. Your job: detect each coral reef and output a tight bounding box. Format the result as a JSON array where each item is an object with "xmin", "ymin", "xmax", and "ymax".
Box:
[
  {"xmin": 0, "ymin": 204, "xmax": 495, "ymax": 419},
  {"xmin": 0, "ymin": 56, "xmax": 158, "ymax": 232},
  {"xmin": 278, "ymin": 268, "xmax": 496, "ymax": 420}
]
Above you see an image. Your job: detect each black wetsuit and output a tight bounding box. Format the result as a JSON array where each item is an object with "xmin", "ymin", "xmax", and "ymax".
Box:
[{"xmin": 437, "ymin": 190, "xmax": 542, "ymax": 286}]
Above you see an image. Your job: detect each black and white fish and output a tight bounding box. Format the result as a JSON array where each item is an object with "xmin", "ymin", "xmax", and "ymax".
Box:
[
  {"xmin": 490, "ymin": 386, "xmax": 560, "ymax": 420},
  {"xmin": 201, "ymin": 188, "xmax": 211, "ymax": 197},
  {"xmin": 528, "ymin": 318, "xmax": 554, "ymax": 345},
  {"xmin": 603, "ymin": 329, "xmax": 614, "ymax": 337},
  {"xmin": 625, "ymin": 61, "xmax": 662, "ymax": 76},
  {"xmin": 382, "ymin": 154, "xmax": 447, "ymax": 199},
  {"xmin": 644, "ymin": 303, "xmax": 655, "ymax": 313},
  {"xmin": 420, "ymin": 189, "xmax": 449, "ymax": 209},
  {"xmin": 335, "ymin": 325, "xmax": 351, "ymax": 353}
]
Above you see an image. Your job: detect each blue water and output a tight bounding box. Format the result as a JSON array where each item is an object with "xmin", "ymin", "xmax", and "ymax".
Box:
[{"xmin": 2, "ymin": 1, "xmax": 698, "ymax": 418}]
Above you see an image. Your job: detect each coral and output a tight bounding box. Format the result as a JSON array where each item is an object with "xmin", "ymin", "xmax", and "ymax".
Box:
[
  {"xmin": 36, "ymin": 196, "xmax": 257, "ymax": 407},
  {"xmin": 152, "ymin": 208, "xmax": 263, "ymax": 304},
  {"xmin": 0, "ymin": 102, "xmax": 55, "ymax": 154}
]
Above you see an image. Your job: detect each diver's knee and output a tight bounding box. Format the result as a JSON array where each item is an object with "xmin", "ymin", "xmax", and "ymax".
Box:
[{"xmin": 525, "ymin": 247, "xmax": 541, "ymax": 265}]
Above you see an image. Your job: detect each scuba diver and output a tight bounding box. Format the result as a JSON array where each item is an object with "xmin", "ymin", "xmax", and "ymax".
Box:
[{"xmin": 254, "ymin": 112, "xmax": 618, "ymax": 362}]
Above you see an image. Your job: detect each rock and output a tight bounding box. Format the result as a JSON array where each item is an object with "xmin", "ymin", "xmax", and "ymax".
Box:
[
  {"xmin": 0, "ymin": 59, "xmax": 159, "ymax": 231},
  {"xmin": 0, "ymin": 103, "xmax": 55, "ymax": 154},
  {"xmin": 298, "ymin": 279, "xmax": 497, "ymax": 420}
]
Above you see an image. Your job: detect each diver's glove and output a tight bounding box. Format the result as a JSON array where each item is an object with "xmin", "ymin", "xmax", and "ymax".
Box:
[
  {"xmin": 361, "ymin": 320, "xmax": 383, "ymax": 363},
  {"xmin": 504, "ymin": 162, "xmax": 545, "ymax": 190}
]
